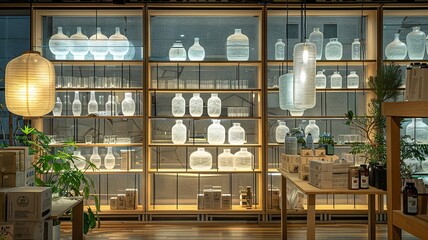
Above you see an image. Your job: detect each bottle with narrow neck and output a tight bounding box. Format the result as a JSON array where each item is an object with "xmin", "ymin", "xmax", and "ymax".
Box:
[
  {"xmin": 104, "ymin": 147, "xmax": 116, "ymax": 170},
  {"xmin": 274, "ymin": 39, "xmax": 285, "ymax": 60},
  {"xmin": 171, "ymin": 93, "xmax": 186, "ymax": 117},
  {"xmin": 305, "ymin": 120, "xmax": 320, "ymax": 143},
  {"xmin": 275, "ymin": 121, "xmax": 290, "ymax": 143},
  {"xmin": 406, "ymin": 26, "xmax": 426, "ymax": 60},
  {"xmin": 121, "ymin": 93, "xmax": 136, "ymax": 116},
  {"xmin": 90, "ymin": 147, "xmax": 102, "ymax": 169},
  {"xmin": 87, "ymin": 91, "xmax": 98, "ymax": 114},
  {"xmin": 89, "ymin": 27, "xmax": 109, "ymax": 60},
  {"xmin": 49, "ymin": 26, "xmax": 70, "ymax": 60},
  {"xmin": 109, "ymin": 27, "xmax": 130, "ymax": 60},
  {"xmin": 53, "ymin": 97, "xmax": 62, "ymax": 116},
  {"xmin": 228, "ymin": 123, "xmax": 245, "ymax": 145},
  {"xmin": 315, "ymin": 71, "xmax": 327, "ymax": 89},
  {"xmin": 385, "ymin": 33, "xmax": 407, "ymax": 60},
  {"xmin": 72, "ymin": 91, "xmax": 82, "ymax": 116},
  {"xmin": 72, "ymin": 150, "xmax": 86, "ymax": 170},
  {"xmin": 309, "ymin": 28, "xmax": 323, "ymax": 60},
  {"xmin": 70, "ymin": 27, "xmax": 89, "ymax": 60},
  {"xmin": 188, "ymin": 38, "xmax": 205, "ymax": 61},
  {"xmin": 207, "ymin": 120, "xmax": 225, "ymax": 144},
  {"xmin": 172, "ymin": 120, "xmax": 187, "ymax": 144},
  {"xmin": 218, "ymin": 149, "xmax": 234, "ymax": 170},
  {"xmin": 207, "ymin": 93, "xmax": 221, "ymax": 117},
  {"xmin": 189, "ymin": 93, "xmax": 203, "ymax": 117},
  {"xmin": 105, "ymin": 95, "xmax": 113, "ymax": 116},
  {"xmin": 351, "ymin": 38, "xmax": 361, "ymax": 60},
  {"xmin": 226, "ymin": 29, "xmax": 249, "ymax": 61}
]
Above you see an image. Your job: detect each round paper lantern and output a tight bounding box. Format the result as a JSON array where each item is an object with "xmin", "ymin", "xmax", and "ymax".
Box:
[
  {"xmin": 293, "ymin": 40, "xmax": 317, "ymax": 110},
  {"xmin": 5, "ymin": 51, "xmax": 55, "ymax": 117}
]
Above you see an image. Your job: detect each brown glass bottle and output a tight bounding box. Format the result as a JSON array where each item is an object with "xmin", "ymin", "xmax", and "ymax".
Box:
[
  {"xmin": 348, "ymin": 167, "xmax": 360, "ymax": 190},
  {"xmin": 246, "ymin": 186, "xmax": 252, "ymax": 209},
  {"xmin": 359, "ymin": 164, "xmax": 369, "ymax": 189},
  {"xmin": 403, "ymin": 182, "xmax": 418, "ymax": 215}
]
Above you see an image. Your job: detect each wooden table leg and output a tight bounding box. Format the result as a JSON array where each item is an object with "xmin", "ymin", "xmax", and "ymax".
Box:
[
  {"xmin": 307, "ymin": 194, "xmax": 316, "ymax": 240},
  {"xmin": 368, "ymin": 194, "xmax": 376, "ymax": 240},
  {"xmin": 72, "ymin": 200, "xmax": 84, "ymax": 240},
  {"xmin": 281, "ymin": 176, "xmax": 287, "ymax": 240}
]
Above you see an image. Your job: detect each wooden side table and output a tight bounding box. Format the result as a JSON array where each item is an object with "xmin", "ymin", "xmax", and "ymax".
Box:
[{"xmin": 49, "ymin": 197, "xmax": 84, "ymax": 240}]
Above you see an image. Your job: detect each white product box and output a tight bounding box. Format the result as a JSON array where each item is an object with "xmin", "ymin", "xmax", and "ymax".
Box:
[
  {"xmin": 117, "ymin": 194, "xmax": 126, "ymax": 210},
  {"xmin": 0, "ymin": 222, "xmax": 13, "ymax": 240},
  {"xmin": 0, "ymin": 188, "xmax": 13, "ymax": 222},
  {"xmin": 110, "ymin": 197, "xmax": 118, "ymax": 210},
  {"xmin": 8, "ymin": 187, "xmax": 52, "ymax": 222},
  {"xmin": 14, "ymin": 221, "xmax": 44, "ymax": 240},
  {"xmin": 197, "ymin": 194, "xmax": 204, "ymax": 210},
  {"xmin": 221, "ymin": 194, "xmax": 231, "ymax": 210},
  {"xmin": 125, "ymin": 189, "xmax": 138, "ymax": 210},
  {"xmin": 309, "ymin": 160, "xmax": 332, "ymax": 172},
  {"xmin": 239, "ymin": 190, "xmax": 247, "ymax": 207},
  {"xmin": 203, "ymin": 189, "xmax": 213, "ymax": 210},
  {"xmin": 212, "ymin": 186, "xmax": 222, "ymax": 210}
]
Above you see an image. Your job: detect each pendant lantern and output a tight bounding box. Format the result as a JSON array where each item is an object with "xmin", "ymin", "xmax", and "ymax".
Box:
[
  {"xmin": 293, "ymin": 40, "xmax": 317, "ymax": 110},
  {"xmin": 278, "ymin": 71, "xmax": 305, "ymax": 116},
  {"xmin": 5, "ymin": 51, "xmax": 55, "ymax": 117}
]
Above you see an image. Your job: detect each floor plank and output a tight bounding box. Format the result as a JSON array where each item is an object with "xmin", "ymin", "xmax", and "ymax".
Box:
[{"xmin": 59, "ymin": 222, "xmax": 419, "ymax": 239}]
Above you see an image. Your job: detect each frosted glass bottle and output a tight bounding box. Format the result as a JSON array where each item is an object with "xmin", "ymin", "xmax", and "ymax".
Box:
[
  {"xmin": 49, "ymin": 26, "xmax": 70, "ymax": 60},
  {"xmin": 351, "ymin": 39, "xmax": 361, "ymax": 60},
  {"xmin": 275, "ymin": 121, "xmax": 290, "ymax": 143},
  {"xmin": 284, "ymin": 134, "xmax": 298, "ymax": 155},
  {"xmin": 171, "ymin": 93, "xmax": 186, "ymax": 117},
  {"xmin": 169, "ymin": 41, "xmax": 187, "ymax": 61},
  {"xmin": 121, "ymin": 93, "xmax": 135, "ymax": 116},
  {"xmin": 315, "ymin": 71, "xmax": 327, "ymax": 89},
  {"xmin": 70, "ymin": 27, "xmax": 89, "ymax": 60},
  {"xmin": 189, "ymin": 148, "xmax": 212, "ymax": 170},
  {"xmin": 189, "ymin": 93, "xmax": 203, "ymax": 117},
  {"xmin": 72, "ymin": 150, "xmax": 86, "ymax": 170},
  {"xmin": 325, "ymin": 38, "xmax": 343, "ymax": 60},
  {"xmin": 233, "ymin": 148, "xmax": 254, "ymax": 170},
  {"xmin": 309, "ymin": 28, "xmax": 323, "ymax": 60},
  {"xmin": 207, "ymin": 120, "xmax": 225, "ymax": 145},
  {"xmin": 406, "ymin": 118, "xmax": 428, "ymax": 143},
  {"xmin": 98, "ymin": 95, "xmax": 105, "ymax": 112},
  {"xmin": 63, "ymin": 95, "xmax": 72, "ymax": 116},
  {"xmin": 406, "ymin": 26, "xmax": 426, "ymax": 60},
  {"xmin": 293, "ymin": 40, "xmax": 317, "ymax": 110},
  {"xmin": 104, "ymin": 147, "xmax": 116, "ymax": 170},
  {"xmin": 275, "ymin": 39, "xmax": 285, "ymax": 60},
  {"xmin": 72, "ymin": 91, "xmax": 82, "ymax": 116},
  {"xmin": 218, "ymin": 149, "xmax": 234, "ymax": 171},
  {"xmin": 172, "ymin": 120, "xmax": 187, "ymax": 144},
  {"xmin": 105, "ymin": 95, "xmax": 113, "ymax": 116},
  {"xmin": 305, "ymin": 120, "xmax": 320, "ymax": 143},
  {"xmin": 207, "ymin": 93, "xmax": 221, "ymax": 117},
  {"xmin": 90, "ymin": 147, "xmax": 102, "ymax": 169},
  {"xmin": 385, "ymin": 33, "xmax": 407, "ymax": 60},
  {"xmin": 330, "ymin": 71, "xmax": 343, "ymax": 89},
  {"xmin": 53, "ymin": 97, "xmax": 62, "ymax": 116},
  {"xmin": 82, "ymin": 95, "xmax": 88, "ymax": 116},
  {"xmin": 278, "ymin": 71, "xmax": 305, "ymax": 116},
  {"xmin": 89, "ymin": 27, "xmax": 109, "ymax": 60},
  {"xmin": 108, "ymin": 27, "xmax": 129, "ymax": 60},
  {"xmin": 188, "ymin": 38, "xmax": 205, "ymax": 61},
  {"xmin": 228, "ymin": 123, "xmax": 245, "ymax": 145},
  {"xmin": 347, "ymin": 71, "xmax": 359, "ymax": 89},
  {"xmin": 87, "ymin": 91, "xmax": 98, "ymax": 114},
  {"xmin": 226, "ymin": 29, "xmax": 249, "ymax": 61},
  {"xmin": 115, "ymin": 96, "xmax": 121, "ymax": 116}
]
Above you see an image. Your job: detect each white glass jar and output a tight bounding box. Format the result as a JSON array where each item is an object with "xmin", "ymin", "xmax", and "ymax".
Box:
[
  {"xmin": 406, "ymin": 26, "xmax": 426, "ymax": 60},
  {"xmin": 49, "ymin": 26, "xmax": 70, "ymax": 60},
  {"xmin": 275, "ymin": 121, "xmax": 290, "ymax": 143},
  {"xmin": 89, "ymin": 27, "xmax": 109, "ymax": 60},
  {"xmin": 228, "ymin": 123, "xmax": 245, "ymax": 145},
  {"xmin": 188, "ymin": 38, "xmax": 205, "ymax": 61},
  {"xmin": 233, "ymin": 148, "xmax": 254, "ymax": 170},
  {"xmin": 189, "ymin": 148, "xmax": 212, "ymax": 170},
  {"xmin": 172, "ymin": 120, "xmax": 187, "ymax": 144},
  {"xmin": 121, "ymin": 93, "xmax": 136, "ymax": 116},
  {"xmin": 207, "ymin": 93, "xmax": 221, "ymax": 117},
  {"xmin": 69, "ymin": 27, "xmax": 89, "ymax": 60},
  {"xmin": 87, "ymin": 91, "xmax": 98, "ymax": 114},
  {"xmin": 108, "ymin": 27, "xmax": 130, "ymax": 60},
  {"xmin": 406, "ymin": 118, "xmax": 428, "ymax": 143},
  {"xmin": 218, "ymin": 149, "xmax": 234, "ymax": 170},
  {"xmin": 53, "ymin": 97, "xmax": 62, "ymax": 116},
  {"xmin": 90, "ymin": 147, "xmax": 102, "ymax": 169},
  {"xmin": 207, "ymin": 120, "xmax": 225, "ymax": 145},
  {"xmin": 330, "ymin": 71, "xmax": 343, "ymax": 89},
  {"xmin": 278, "ymin": 71, "xmax": 305, "ymax": 116},
  {"xmin": 325, "ymin": 38, "xmax": 343, "ymax": 60},
  {"xmin": 72, "ymin": 91, "xmax": 82, "ymax": 116},
  {"xmin": 104, "ymin": 147, "xmax": 116, "ymax": 170},
  {"xmin": 72, "ymin": 150, "xmax": 86, "ymax": 170},
  {"xmin": 189, "ymin": 93, "xmax": 203, "ymax": 117},
  {"xmin": 309, "ymin": 27, "xmax": 323, "ymax": 60},
  {"xmin": 305, "ymin": 120, "xmax": 320, "ymax": 143},
  {"xmin": 293, "ymin": 40, "xmax": 317, "ymax": 110},
  {"xmin": 171, "ymin": 93, "xmax": 186, "ymax": 117},
  {"xmin": 347, "ymin": 71, "xmax": 359, "ymax": 89},
  {"xmin": 315, "ymin": 71, "xmax": 327, "ymax": 89},
  {"xmin": 169, "ymin": 40, "xmax": 187, "ymax": 61},
  {"xmin": 351, "ymin": 38, "xmax": 361, "ymax": 60},
  {"xmin": 275, "ymin": 39, "xmax": 285, "ymax": 60},
  {"xmin": 226, "ymin": 29, "xmax": 249, "ymax": 61},
  {"xmin": 385, "ymin": 33, "xmax": 407, "ymax": 60}
]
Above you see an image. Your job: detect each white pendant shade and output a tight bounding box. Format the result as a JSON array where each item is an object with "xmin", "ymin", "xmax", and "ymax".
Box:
[
  {"xmin": 5, "ymin": 51, "xmax": 55, "ymax": 117},
  {"xmin": 293, "ymin": 40, "xmax": 317, "ymax": 110}
]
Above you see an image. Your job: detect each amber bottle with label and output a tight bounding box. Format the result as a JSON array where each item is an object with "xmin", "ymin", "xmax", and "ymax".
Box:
[
  {"xmin": 359, "ymin": 164, "xmax": 369, "ymax": 189},
  {"xmin": 403, "ymin": 182, "xmax": 418, "ymax": 215}
]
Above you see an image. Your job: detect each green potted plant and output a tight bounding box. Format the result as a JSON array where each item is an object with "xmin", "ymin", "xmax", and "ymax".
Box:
[
  {"xmin": 17, "ymin": 125, "xmax": 100, "ymax": 235},
  {"xmin": 345, "ymin": 62, "xmax": 403, "ymax": 190},
  {"xmin": 318, "ymin": 132, "xmax": 335, "ymax": 155}
]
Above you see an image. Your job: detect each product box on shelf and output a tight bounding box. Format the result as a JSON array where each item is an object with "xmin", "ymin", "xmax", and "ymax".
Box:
[
  {"xmin": 14, "ymin": 220, "xmax": 44, "ymax": 240},
  {"xmin": 0, "ymin": 188, "xmax": 13, "ymax": 222},
  {"xmin": 221, "ymin": 194, "xmax": 231, "ymax": 210},
  {"xmin": 267, "ymin": 188, "xmax": 280, "ymax": 209},
  {"xmin": 212, "ymin": 186, "xmax": 222, "ymax": 210},
  {"xmin": 197, "ymin": 194, "xmax": 204, "ymax": 210},
  {"xmin": 203, "ymin": 189, "xmax": 213, "ymax": 210},
  {"xmin": 300, "ymin": 149, "xmax": 313, "ymax": 157},
  {"xmin": 120, "ymin": 150, "xmax": 135, "ymax": 171},
  {"xmin": 313, "ymin": 148, "xmax": 326, "ymax": 157},
  {"xmin": 0, "ymin": 222, "xmax": 13, "ymax": 240},
  {"xmin": 117, "ymin": 194, "xmax": 126, "ymax": 210},
  {"xmin": 110, "ymin": 197, "xmax": 118, "ymax": 210},
  {"xmin": 125, "ymin": 189, "xmax": 138, "ymax": 210},
  {"xmin": 7, "ymin": 187, "xmax": 52, "ymax": 222}
]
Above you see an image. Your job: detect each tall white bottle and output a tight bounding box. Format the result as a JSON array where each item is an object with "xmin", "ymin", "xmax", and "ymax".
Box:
[
  {"xmin": 172, "ymin": 120, "xmax": 187, "ymax": 144},
  {"xmin": 275, "ymin": 121, "xmax": 290, "ymax": 143},
  {"xmin": 53, "ymin": 97, "xmax": 63, "ymax": 116},
  {"xmin": 189, "ymin": 93, "xmax": 203, "ymax": 117},
  {"xmin": 406, "ymin": 26, "xmax": 426, "ymax": 60},
  {"xmin": 70, "ymin": 27, "xmax": 89, "ymax": 60},
  {"xmin": 188, "ymin": 38, "xmax": 205, "ymax": 61},
  {"xmin": 89, "ymin": 27, "xmax": 109, "ymax": 60},
  {"xmin": 171, "ymin": 93, "xmax": 186, "ymax": 117},
  {"xmin": 108, "ymin": 27, "xmax": 130, "ymax": 60},
  {"xmin": 309, "ymin": 27, "xmax": 323, "ymax": 60},
  {"xmin": 207, "ymin": 93, "xmax": 221, "ymax": 117},
  {"xmin": 72, "ymin": 150, "xmax": 86, "ymax": 170},
  {"xmin": 218, "ymin": 149, "xmax": 234, "ymax": 170},
  {"xmin": 351, "ymin": 38, "xmax": 361, "ymax": 60},
  {"xmin": 105, "ymin": 95, "xmax": 113, "ymax": 116},
  {"xmin": 347, "ymin": 71, "xmax": 359, "ymax": 89},
  {"xmin": 90, "ymin": 147, "xmax": 102, "ymax": 169},
  {"xmin": 121, "ymin": 93, "xmax": 136, "ymax": 116},
  {"xmin": 87, "ymin": 91, "xmax": 98, "ymax": 114},
  {"xmin": 72, "ymin": 91, "xmax": 82, "ymax": 116},
  {"xmin": 275, "ymin": 39, "xmax": 285, "ymax": 60},
  {"xmin": 104, "ymin": 147, "xmax": 116, "ymax": 170},
  {"xmin": 207, "ymin": 120, "xmax": 225, "ymax": 145},
  {"xmin": 226, "ymin": 29, "xmax": 249, "ymax": 61}
]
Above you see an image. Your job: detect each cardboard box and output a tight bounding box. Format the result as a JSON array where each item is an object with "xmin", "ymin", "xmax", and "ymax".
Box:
[
  {"xmin": 309, "ymin": 160, "xmax": 332, "ymax": 172},
  {"xmin": 0, "ymin": 152, "xmax": 20, "ymax": 173},
  {"xmin": 221, "ymin": 194, "xmax": 231, "ymax": 210},
  {"xmin": 0, "ymin": 222, "xmax": 13, "ymax": 240},
  {"xmin": 2, "ymin": 173, "xmax": 24, "ymax": 188},
  {"xmin": 8, "ymin": 187, "xmax": 52, "ymax": 222},
  {"xmin": 125, "ymin": 189, "xmax": 138, "ymax": 210},
  {"xmin": 203, "ymin": 189, "xmax": 213, "ymax": 209},
  {"xmin": 314, "ymin": 148, "xmax": 326, "ymax": 157},
  {"xmin": 0, "ymin": 188, "xmax": 13, "ymax": 221},
  {"xmin": 300, "ymin": 149, "xmax": 313, "ymax": 157},
  {"xmin": 110, "ymin": 197, "xmax": 118, "ymax": 210},
  {"xmin": 197, "ymin": 194, "xmax": 204, "ymax": 210},
  {"xmin": 117, "ymin": 194, "xmax": 126, "ymax": 210},
  {"xmin": 212, "ymin": 187, "xmax": 222, "ymax": 210},
  {"xmin": 239, "ymin": 190, "xmax": 247, "ymax": 207},
  {"xmin": 120, "ymin": 150, "xmax": 135, "ymax": 171},
  {"xmin": 14, "ymin": 220, "xmax": 44, "ymax": 240}
]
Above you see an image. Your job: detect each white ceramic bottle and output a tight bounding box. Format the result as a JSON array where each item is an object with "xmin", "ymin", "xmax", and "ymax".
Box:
[
  {"xmin": 385, "ymin": 33, "xmax": 407, "ymax": 60},
  {"xmin": 90, "ymin": 147, "xmax": 102, "ymax": 169},
  {"xmin": 188, "ymin": 38, "xmax": 205, "ymax": 61},
  {"xmin": 351, "ymin": 38, "xmax": 361, "ymax": 60},
  {"xmin": 325, "ymin": 38, "xmax": 343, "ymax": 60},
  {"xmin": 275, "ymin": 121, "xmax": 290, "ymax": 143},
  {"xmin": 315, "ymin": 71, "xmax": 327, "ymax": 89},
  {"xmin": 69, "ymin": 27, "xmax": 89, "ymax": 60},
  {"xmin": 171, "ymin": 93, "xmax": 186, "ymax": 117},
  {"xmin": 218, "ymin": 149, "xmax": 234, "ymax": 170},
  {"xmin": 275, "ymin": 39, "xmax": 285, "ymax": 60},
  {"xmin": 189, "ymin": 93, "xmax": 203, "ymax": 117},
  {"xmin": 109, "ymin": 27, "xmax": 130, "ymax": 60},
  {"xmin": 72, "ymin": 91, "xmax": 82, "ymax": 116},
  {"xmin": 305, "ymin": 120, "xmax": 320, "ymax": 143},
  {"xmin": 207, "ymin": 93, "xmax": 221, "ymax": 117},
  {"xmin": 228, "ymin": 123, "xmax": 245, "ymax": 145},
  {"xmin": 49, "ymin": 26, "xmax": 70, "ymax": 60},
  {"xmin": 347, "ymin": 71, "xmax": 359, "ymax": 89},
  {"xmin": 87, "ymin": 91, "xmax": 98, "ymax": 114},
  {"xmin": 233, "ymin": 148, "xmax": 254, "ymax": 170},
  {"xmin": 89, "ymin": 27, "xmax": 109, "ymax": 60},
  {"xmin": 207, "ymin": 120, "xmax": 225, "ymax": 145},
  {"xmin": 172, "ymin": 120, "xmax": 187, "ymax": 144},
  {"xmin": 309, "ymin": 27, "xmax": 323, "ymax": 60},
  {"xmin": 189, "ymin": 148, "xmax": 212, "ymax": 170},
  {"xmin": 104, "ymin": 147, "xmax": 116, "ymax": 170},
  {"xmin": 53, "ymin": 97, "xmax": 63, "ymax": 116},
  {"xmin": 121, "ymin": 93, "xmax": 136, "ymax": 116},
  {"xmin": 406, "ymin": 26, "xmax": 426, "ymax": 60},
  {"xmin": 330, "ymin": 71, "xmax": 343, "ymax": 89},
  {"xmin": 226, "ymin": 29, "xmax": 249, "ymax": 61}
]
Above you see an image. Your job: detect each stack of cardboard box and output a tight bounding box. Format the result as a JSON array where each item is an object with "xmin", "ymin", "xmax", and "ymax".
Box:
[
  {"xmin": 109, "ymin": 189, "xmax": 138, "ymax": 210},
  {"xmin": 0, "ymin": 148, "xmax": 35, "ymax": 188},
  {"xmin": 309, "ymin": 160, "xmax": 349, "ymax": 189},
  {"xmin": 198, "ymin": 186, "xmax": 231, "ymax": 210}
]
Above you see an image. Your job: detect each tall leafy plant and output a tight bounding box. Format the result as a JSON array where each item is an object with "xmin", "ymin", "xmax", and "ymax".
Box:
[
  {"xmin": 17, "ymin": 125, "xmax": 99, "ymax": 234},
  {"xmin": 345, "ymin": 62, "xmax": 402, "ymax": 165}
]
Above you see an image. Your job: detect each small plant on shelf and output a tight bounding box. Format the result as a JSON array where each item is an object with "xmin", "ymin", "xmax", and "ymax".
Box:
[
  {"xmin": 17, "ymin": 125, "xmax": 100, "ymax": 234},
  {"xmin": 318, "ymin": 132, "xmax": 335, "ymax": 155}
]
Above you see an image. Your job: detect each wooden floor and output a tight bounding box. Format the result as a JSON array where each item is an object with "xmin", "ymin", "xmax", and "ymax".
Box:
[{"xmin": 60, "ymin": 222, "xmax": 419, "ymax": 239}]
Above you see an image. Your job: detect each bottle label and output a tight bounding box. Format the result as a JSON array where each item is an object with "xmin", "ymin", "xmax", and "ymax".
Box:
[
  {"xmin": 351, "ymin": 177, "xmax": 359, "ymax": 189},
  {"xmin": 407, "ymin": 197, "xmax": 418, "ymax": 214},
  {"xmin": 360, "ymin": 176, "xmax": 369, "ymax": 188}
]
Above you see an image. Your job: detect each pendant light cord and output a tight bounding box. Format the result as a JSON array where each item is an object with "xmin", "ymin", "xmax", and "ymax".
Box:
[{"xmin": 29, "ymin": 0, "xmax": 33, "ymax": 50}]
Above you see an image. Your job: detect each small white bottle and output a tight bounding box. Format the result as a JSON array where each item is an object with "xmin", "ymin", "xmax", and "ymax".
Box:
[
  {"xmin": 218, "ymin": 149, "xmax": 234, "ymax": 171},
  {"xmin": 347, "ymin": 71, "xmax": 359, "ymax": 89},
  {"xmin": 351, "ymin": 38, "xmax": 361, "ymax": 60},
  {"xmin": 87, "ymin": 91, "xmax": 98, "ymax": 114},
  {"xmin": 189, "ymin": 93, "xmax": 203, "ymax": 117},
  {"xmin": 315, "ymin": 71, "xmax": 327, "ymax": 89},
  {"xmin": 207, "ymin": 93, "xmax": 221, "ymax": 117},
  {"xmin": 90, "ymin": 147, "xmax": 102, "ymax": 169},
  {"xmin": 72, "ymin": 91, "xmax": 82, "ymax": 116},
  {"xmin": 171, "ymin": 93, "xmax": 186, "ymax": 117},
  {"xmin": 275, "ymin": 39, "xmax": 285, "ymax": 60},
  {"xmin": 171, "ymin": 120, "xmax": 187, "ymax": 144},
  {"xmin": 104, "ymin": 147, "xmax": 116, "ymax": 170},
  {"xmin": 53, "ymin": 97, "xmax": 63, "ymax": 116},
  {"xmin": 330, "ymin": 71, "xmax": 343, "ymax": 89},
  {"xmin": 275, "ymin": 121, "xmax": 290, "ymax": 143},
  {"xmin": 228, "ymin": 123, "xmax": 245, "ymax": 145}
]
